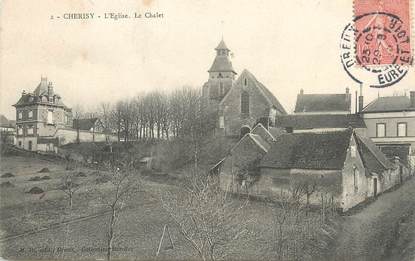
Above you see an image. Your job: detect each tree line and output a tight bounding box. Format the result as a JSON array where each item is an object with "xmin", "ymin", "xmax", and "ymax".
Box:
[{"xmin": 76, "ymin": 86, "xmax": 216, "ymax": 142}]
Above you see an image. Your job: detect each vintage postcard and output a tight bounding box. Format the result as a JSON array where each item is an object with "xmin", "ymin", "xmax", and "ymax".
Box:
[{"xmin": 0, "ymin": 0, "xmax": 414, "ymax": 260}]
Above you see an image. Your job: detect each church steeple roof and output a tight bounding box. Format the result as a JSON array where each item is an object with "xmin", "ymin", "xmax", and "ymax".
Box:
[
  {"xmin": 215, "ymin": 39, "xmax": 230, "ymax": 51},
  {"xmin": 208, "ymin": 39, "xmax": 236, "ymax": 74}
]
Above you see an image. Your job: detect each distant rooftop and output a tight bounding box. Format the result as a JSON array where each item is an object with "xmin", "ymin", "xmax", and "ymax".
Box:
[
  {"xmin": 294, "ymin": 89, "xmax": 351, "ymax": 113},
  {"xmin": 362, "ymin": 95, "xmax": 415, "ymax": 113}
]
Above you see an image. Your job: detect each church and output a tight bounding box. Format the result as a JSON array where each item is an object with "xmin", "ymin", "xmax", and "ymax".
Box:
[{"xmin": 202, "ymin": 39, "xmax": 287, "ymax": 136}]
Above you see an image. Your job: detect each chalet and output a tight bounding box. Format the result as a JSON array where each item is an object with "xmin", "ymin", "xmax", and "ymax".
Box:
[
  {"xmin": 202, "ymin": 40, "xmax": 286, "ymax": 136},
  {"xmin": 360, "ymin": 91, "xmax": 415, "ymax": 169},
  {"xmin": 218, "ymin": 128, "xmax": 410, "ymax": 212},
  {"xmin": 13, "ymin": 77, "xmax": 116, "ymax": 152}
]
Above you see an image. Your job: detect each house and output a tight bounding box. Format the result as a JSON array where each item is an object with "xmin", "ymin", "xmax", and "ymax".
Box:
[
  {"xmin": 218, "ymin": 128, "xmax": 408, "ymax": 212},
  {"xmin": 218, "ymin": 126, "xmax": 272, "ymax": 193},
  {"xmin": 13, "ymin": 77, "xmax": 73, "ymax": 151},
  {"xmin": 0, "ymin": 114, "xmax": 16, "ymax": 144},
  {"xmin": 294, "ymin": 88, "xmax": 352, "ymax": 114},
  {"xmin": 360, "ymin": 91, "xmax": 415, "ymax": 169},
  {"xmin": 13, "ymin": 77, "xmax": 117, "ymax": 152},
  {"xmin": 202, "ymin": 39, "xmax": 287, "ymax": 136}
]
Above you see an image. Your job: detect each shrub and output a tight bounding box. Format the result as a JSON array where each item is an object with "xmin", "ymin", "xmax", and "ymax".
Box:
[
  {"xmin": 40, "ymin": 175, "xmax": 51, "ymax": 180},
  {"xmin": 27, "ymin": 186, "xmax": 44, "ymax": 194},
  {"xmin": 38, "ymin": 167, "xmax": 50, "ymax": 173},
  {"xmin": 28, "ymin": 176, "xmax": 41, "ymax": 181},
  {"xmin": 1, "ymin": 172, "xmax": 14, "ymax": 178},
  {"xmin": 0, "ymin": 181, "xmax": 14, "ymax": 188}
]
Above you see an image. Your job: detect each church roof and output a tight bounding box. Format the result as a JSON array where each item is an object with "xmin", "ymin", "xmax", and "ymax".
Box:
[
  {"xmin": 215, "ymin": 39, "xmax": 229, "ymax": 50},
  {"xmin": 234, "ymin": 69, "xmax": 287, "ymax": 114}
]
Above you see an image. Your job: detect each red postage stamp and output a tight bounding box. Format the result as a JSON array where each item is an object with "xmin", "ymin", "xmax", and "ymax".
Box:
[{"xmin": 354, "ymin": 0, "xmax": 412, "ymax": 66}]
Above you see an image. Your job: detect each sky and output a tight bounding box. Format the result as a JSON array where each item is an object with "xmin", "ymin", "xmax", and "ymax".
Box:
[{"xmin": 0, "ymin": 0, "xmax": 414, "ymax": 119}]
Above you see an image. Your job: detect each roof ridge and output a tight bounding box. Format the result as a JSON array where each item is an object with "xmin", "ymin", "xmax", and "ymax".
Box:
[{"xmin": 354, "ymin": 132, "xmax": 391, "ymax": 169}]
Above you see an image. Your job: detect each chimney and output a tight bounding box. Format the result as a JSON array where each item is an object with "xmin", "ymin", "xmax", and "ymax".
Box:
[
  {"xmin": 300, "ymin": 89, "xmax": 304, "ymax": 95},
  {"xmin": 358, "ymin": 84, "xmax": 364, "ymax": 113},
  {"xmin": 346, "ymin": 87, "xmax": 350, "ymax": 94},
  {"xmin": 410, "ymin": 91, "xmax": 415, "ymax": 107},
  {"xmin": 22, "ymin": 90, "xmax": 26, "ymax": 95}
]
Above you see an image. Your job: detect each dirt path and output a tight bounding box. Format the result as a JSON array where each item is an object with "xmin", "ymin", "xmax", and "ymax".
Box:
[{"xmin": 331, "ymin": 178, "xmax": 415, "ymax": 261}]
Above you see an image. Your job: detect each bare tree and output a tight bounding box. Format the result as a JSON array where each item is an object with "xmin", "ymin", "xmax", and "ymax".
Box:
[
  {"xmin": 72, "ymin": 104, "xmax": 84, "ymax": 144},
  {"xmin": 94, "ymin": 161, "xmax": 141, "ymax": 261},
  {"xmin": 161, "ymin": 175, "xmax": 251, "ymax": 260},
  {"xmin": 59, "ymin": 170, "xmax": 82, "ymax": 209}
]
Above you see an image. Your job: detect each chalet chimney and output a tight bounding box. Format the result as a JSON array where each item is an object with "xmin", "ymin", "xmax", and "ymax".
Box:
[
  {"xmin": 300, "ymin": 89, "xmax": 304, "ymax": 95},
  {"xmin": 410, "ymin": 91, "xmax": 415, "ymax": 107},
  {"xmin": 346, "ymin": 87, "xmax": 350, "ymax": 94},
  {"xmin": 22, "ymin": 90, "xmax": 26, "ymax": 95},
  {"xmin": 41, "ymin": 76, "xmax": 47, "ymax": 86}
]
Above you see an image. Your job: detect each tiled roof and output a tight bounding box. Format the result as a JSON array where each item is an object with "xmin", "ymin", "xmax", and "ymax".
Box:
[
  {"xmin": 275, "ymin": 114, "xmax": 366, "ymax": 129},
  {"xmin": 294, "ymin": 93, "xmax": 351, "ymax": 113},
  {"xmin": 362, "ymin": 96, "xmax": 415, "ymax": 113},
  {"xmin": 251, "ymin": 123, "xmax": 276, "ymax": 142},
  {"xmin": 260, "ymin": 130, "xmax": 353, "ymax": 170},
  {"xmin": 354, "ymin": 133, "xmax": 394, "ymax": 173},
  {"xmin": 208, "ymin": 55, "xmax": 236, "ymax": 73},
  {"xmin": 73, "ymin": 118, "xmax": 100, "ymax": 131}
]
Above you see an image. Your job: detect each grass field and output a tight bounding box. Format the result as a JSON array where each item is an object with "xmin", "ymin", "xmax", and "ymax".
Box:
[{"xmin": 0, "ymin": 155, "xmax": 334, "ymax": 260}]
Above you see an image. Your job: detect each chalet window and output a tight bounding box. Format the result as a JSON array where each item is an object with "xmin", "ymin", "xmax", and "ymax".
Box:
[
  {"xmin": 18, "ymin": 141, "xmax": 22, "ymax": 147},
  {"xmin": 241, "ymin": 91, "xmax": 250, "ymax": 115},
  {"xmin": 397, "ymin": 122, "xmax": 407, "ymax": 137},
  {"xmin": 17, "ymin": 125, "xmax": 23, "ymax": 135},
  {"xmin": 219, "ymin": 82, "xmax": 224, "ymax": 96},
  {"xmin": 28, "ymin": 110, "xmax": 33, "ymax": 119},
  {"xmin": 18, "ymin": 111, "xmax": 22, "ymax": 120},
  {"xmin": 47, "ymin": 110, "xmax": 53, "ymax": 124},
  {"xmin": 27, "ymin": 125, "xmax": 34, "ymax": 135},
  {"xmin": 376, "ymin": 123, "xmax": 386, "ymax": 137},
  {"xmin": 219, "ymin": 116, "xmax": 224, "ymax": 129}
]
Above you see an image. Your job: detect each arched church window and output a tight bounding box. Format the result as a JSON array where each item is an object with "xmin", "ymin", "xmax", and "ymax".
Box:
[
  {"xmin": 244, "ymin": 78, "xmax": 247, "ymax": 86},
  {"xmin": 241, "ymin": 91, "xmax": 250, "ymax": 114}
]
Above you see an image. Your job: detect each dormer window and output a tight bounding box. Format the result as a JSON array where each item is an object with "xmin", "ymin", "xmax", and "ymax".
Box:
[{"xmin": 28, "ymin": 110, "xmax": 33, "ymax": 119}]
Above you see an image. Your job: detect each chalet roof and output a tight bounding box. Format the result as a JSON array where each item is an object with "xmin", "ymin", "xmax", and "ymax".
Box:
[
  {"xmin": 294, "ymin": 93, "xmax": 351, "ymax": 113},
  {"xmin": 362, "ymin": 96, "xmax": 415, "ymax": 113},
  {"xmin": 275, "ymin": 114, "xmax": 366, "ymax": 129},
  {"xmin": 259, "ymin": 130, "xmax": 353, "ymax": 170},
  {"xmin": 14, "ymin": 78, "xmax": 67, "ymax": 108},
  {"xmin": 73, "ymin": 118, "xmax": 100, "ymax": 131}
]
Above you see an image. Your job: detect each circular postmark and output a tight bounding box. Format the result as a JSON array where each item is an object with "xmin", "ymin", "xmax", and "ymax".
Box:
[{"xmin": 340, "ymin": 12, "xmax": 412, "ymax": 88}]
